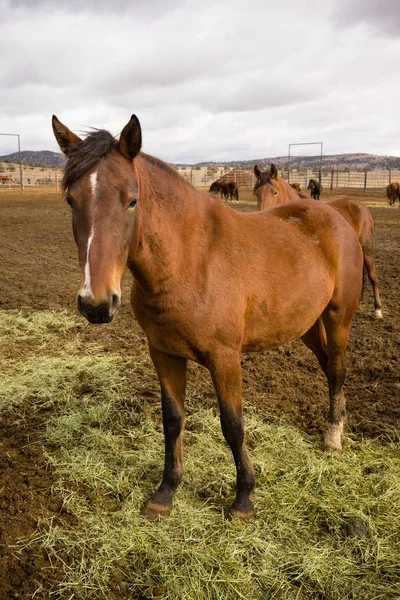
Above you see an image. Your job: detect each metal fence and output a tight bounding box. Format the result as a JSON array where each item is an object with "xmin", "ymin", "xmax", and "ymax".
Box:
[
  {"xmin": 177, "ymin": 166, "xmax": 400, "ymax": 191},
  {"xmin": 0, "ymin": 163, "xmax": 64, "ymax": 189},
  {"xmin": 1, "ymin": 162, "xmax": 399, "ymax": 192}
]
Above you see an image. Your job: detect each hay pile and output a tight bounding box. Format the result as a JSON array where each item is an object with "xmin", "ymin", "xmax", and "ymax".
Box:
[{"xmin": 1, "ymin": 310, "xmax": 399, "ymax": 599}]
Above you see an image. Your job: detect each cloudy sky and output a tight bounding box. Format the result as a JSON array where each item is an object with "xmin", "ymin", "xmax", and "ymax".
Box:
[{"xmin": 0, "ymin": 0, "xmax": 399, "ymax": 163}]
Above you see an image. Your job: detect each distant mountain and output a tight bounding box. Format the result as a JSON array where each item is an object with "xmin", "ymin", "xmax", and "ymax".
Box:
[
  {"xmin": 183, "ymin": 153, "xmax": 400, "ymax": 171},
  {"xmin": 1, "ymin": 150, "xmax": 400, "ymax": 170},
  {"xmin": 0, "ymin": 150, "xmax": 65, "ymax": 167}
]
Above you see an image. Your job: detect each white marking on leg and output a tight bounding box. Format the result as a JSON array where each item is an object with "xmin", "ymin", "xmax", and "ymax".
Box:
[
  {"xmin": 324, "ymin": 422, "xmax": 343, "ymax": 452},
  {"xmin": 81, "ymin": 229, "xmax": 94, "ymax": 298},
  {"xmin": 374, "ymin": 308, "xmax": 383, "ymax": 319}
]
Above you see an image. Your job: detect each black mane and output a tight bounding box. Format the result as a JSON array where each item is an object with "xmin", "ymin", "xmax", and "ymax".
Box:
[
  {"xmin": 63, "ymin": 129, "xmax": 117, "ymax": 191},
  {"xmin": 62, "ymin": 129, "xmax": 191, "ymax": 191}
]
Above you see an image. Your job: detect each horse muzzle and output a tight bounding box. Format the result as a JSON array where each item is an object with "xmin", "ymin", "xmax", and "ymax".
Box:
[{"xmin": 77, "ymin": 292, "xmax": 121, "ymax": 324}]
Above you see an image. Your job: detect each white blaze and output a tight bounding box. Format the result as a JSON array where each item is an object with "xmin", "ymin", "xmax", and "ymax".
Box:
[
  {"xmin": 80, "ymin": 171, "xmax": 98, "ymax": 298},
  {"xmin": 81, "ymin": 230, "xmax": 94, "ymax": 298},
  {"xmin": 90, "ymin": 171, "xmax": 98, "ymax": 199}
]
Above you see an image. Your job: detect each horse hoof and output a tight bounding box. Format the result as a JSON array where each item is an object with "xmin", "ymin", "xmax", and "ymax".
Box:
[
  {"xmin": 374, "ymin": 309, "xmax": 383, "ymax": 319},
  {"xmin": 228, "ymin": 507, "xmax": 255, "ymax": 521},
  {"xmin": 141, "ymin": 500, "xmax": 172, "ymax": 521}
]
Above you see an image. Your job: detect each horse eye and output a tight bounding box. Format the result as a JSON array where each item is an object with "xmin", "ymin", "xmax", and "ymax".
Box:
[
  {"xmin": 273, "ymin": 191, "xmax": 278, "ymax": 196},
  {"xmin": 66, "ymin": 195, "xmax": 73, "ymax": 208},
  {"xmin": 128, "ymin": 197, "xmax": 137, "ymax": 209}
]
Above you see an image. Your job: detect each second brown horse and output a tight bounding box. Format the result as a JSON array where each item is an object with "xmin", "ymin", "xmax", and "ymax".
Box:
[{"xmin": 254, "ymin": 165, "xmax": 383, "ymax": 318}]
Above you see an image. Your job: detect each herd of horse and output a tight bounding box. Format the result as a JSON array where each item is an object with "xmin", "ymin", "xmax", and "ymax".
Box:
[{"xmin": 52, "ymin": 114, "xmax": 384, "ymax": 520}]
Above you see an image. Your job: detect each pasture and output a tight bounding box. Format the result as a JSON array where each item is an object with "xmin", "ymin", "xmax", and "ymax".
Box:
[{"xmin": 0, "ymin": 187, "xmax": 399, "ymax": 599}]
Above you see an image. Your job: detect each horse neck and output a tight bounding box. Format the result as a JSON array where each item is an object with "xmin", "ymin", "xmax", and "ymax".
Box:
[
  {"xmin": 129, "ymin": 153, "xmax": 205, "ymax": 291},
  {"xmin": 279, "ymin": 177, "xmax": 300, "ymax": 201}
]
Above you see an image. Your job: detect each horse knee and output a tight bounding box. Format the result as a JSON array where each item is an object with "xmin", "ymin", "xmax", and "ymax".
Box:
[
  {"xmin": 220, "ymin": 410, "xmax": 244, "ymax": 448},
  {"xmin": 161, "ymin": 392, "xmax": 183, "ymax": 439}
]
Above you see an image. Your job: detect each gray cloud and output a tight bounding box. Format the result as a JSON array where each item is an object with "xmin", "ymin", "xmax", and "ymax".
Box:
[
  {"xmin": 0, "ymin": 0, "xmax": 399, "ymax": 161},
  {"xmin": 6, "ymin": 0, "xmax": 185, "ymax": 17},
  {"xmin": 332, "ymin": 0, "xmax": 400, "ymax": 37}
]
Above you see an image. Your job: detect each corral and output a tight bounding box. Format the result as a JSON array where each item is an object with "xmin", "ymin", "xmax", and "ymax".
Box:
[{"xmin": 0, "ymin": 187, "xmax": 399, "ymax": 599}]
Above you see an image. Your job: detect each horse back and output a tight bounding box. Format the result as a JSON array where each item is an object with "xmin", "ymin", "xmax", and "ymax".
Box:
[{"xmin": 323, "ymin": 195, "xmax": 373, "ymax": 248}]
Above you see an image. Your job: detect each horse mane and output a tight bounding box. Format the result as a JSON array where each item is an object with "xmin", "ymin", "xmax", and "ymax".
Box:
[
  {"xmin": 63, "ymin": 129, "xmax": 117, "ymax": 191},
  {"xmin": 141, "ymin": 153, "xmax": 192, "ymax": 188},
  {"xmin": 63, "ymin": 129, "xmax": 191, "ymax": 191}
]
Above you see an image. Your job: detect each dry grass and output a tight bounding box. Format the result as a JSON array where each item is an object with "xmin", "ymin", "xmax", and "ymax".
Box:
[{"xmin": 1, "ymin": 310, "xmax": 399, "ymax": 600}]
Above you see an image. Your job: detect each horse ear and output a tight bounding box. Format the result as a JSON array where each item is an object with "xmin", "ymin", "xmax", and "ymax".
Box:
[
  {"xmin": 119, "ymin": 114, "xmax": 142, "ymax": 161},
  {"xmin": 254, "ymin": 165, "xmax": 262, "ymax": 178},
  {"xmin": 52, "ymin": 115, "xmax": 82, "ymax": 154},
  {"xmin": 270, "ymin": 164, "xmax": 278, "ymax": 179}
]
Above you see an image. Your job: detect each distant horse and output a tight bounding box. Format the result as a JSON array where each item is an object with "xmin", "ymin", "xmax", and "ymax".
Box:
[
  {"xmin": 307, "ymin": 178, "xmax": 323, "ymax": 200},
  {"xmin": 386, "ymin": 182, "xmax": 400, "ymax": 206},
  {"xmin": 254, "ymin": 165, "xmax": 382, "ymax": 318},
  {"xmin": 0, "ymin": 175, "xmax": 15, "ymax": 184},
  {"xmin": 53, "ymin": 114, "xmax": 363, "ymax": 520},
  {"xmin": 290, "ymin": 182, "xmax": 302, "ymax": 192},
  {"xmin": 209, "ymin": 179, "xmax": 239, "ymax": 201}
]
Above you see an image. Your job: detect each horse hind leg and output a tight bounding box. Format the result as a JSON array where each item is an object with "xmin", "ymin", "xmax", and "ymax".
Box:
[
  {"xmin": 302, "ymin": 311, "xmax": 350, "ymax": 452},
  {"xmin": 320, "ymin": 306, "xmax": 356, "ymax": 452}
]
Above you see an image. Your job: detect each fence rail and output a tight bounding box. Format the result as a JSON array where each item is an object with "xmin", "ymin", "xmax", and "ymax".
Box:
[
  {"xmin": 176, "ymin": 167, "xmax": 400, "ymax": 191},
  {"xmin": 0, "ymin": 162, "xmax": 399, "ymax": 192}
]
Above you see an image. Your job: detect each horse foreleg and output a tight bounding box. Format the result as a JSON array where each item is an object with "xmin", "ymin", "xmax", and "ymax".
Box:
[
  {"xmin": 209, "ymin": 352, "xmax": 255, "ymax": 519},
  {"xmin": 142, "ymin": 348, "xmax": 187, "ymax": 519}
]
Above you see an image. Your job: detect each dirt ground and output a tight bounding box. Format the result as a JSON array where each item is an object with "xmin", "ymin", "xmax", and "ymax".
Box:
[{"xmin": 0, "ymin": 187, "xmax": 399, "ymax": 598}]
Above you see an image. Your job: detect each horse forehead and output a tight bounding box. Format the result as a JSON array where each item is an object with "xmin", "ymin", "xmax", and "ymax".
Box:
[{"xmin": 259, "ymin": 178, "xmax": 275, "ymax": 192}]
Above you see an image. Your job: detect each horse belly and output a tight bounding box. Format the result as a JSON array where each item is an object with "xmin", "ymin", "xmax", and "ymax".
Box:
[{"xmin": 241, "ymin": 264, "xmax": 334, "ymax": 352}]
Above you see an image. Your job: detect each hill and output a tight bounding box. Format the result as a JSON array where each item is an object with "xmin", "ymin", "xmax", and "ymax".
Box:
[
  {"xmin": 0, "ymin": 150, "xmax": 65, "ymax": 167},
  {"xmin": 1, "ymin": 150, "xmax": 400, "ymax": 170},
  {"xmin": 182, "ymin": 153, "xmax": 400, "ymax": 170}
]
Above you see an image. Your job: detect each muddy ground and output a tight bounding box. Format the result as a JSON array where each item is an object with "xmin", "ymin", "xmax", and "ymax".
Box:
[{"xmin": 0, "ymin": 188, "xmax": 399, "ymax": 598}]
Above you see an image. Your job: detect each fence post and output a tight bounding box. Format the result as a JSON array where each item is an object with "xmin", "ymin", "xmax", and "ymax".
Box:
[
  {"xmin": 330, "ymin": 170, "xmax": 334, "ymax": 192},
  {"xmin": 364, "ymin": 171, "xmax": 367, "ymax": 192}
]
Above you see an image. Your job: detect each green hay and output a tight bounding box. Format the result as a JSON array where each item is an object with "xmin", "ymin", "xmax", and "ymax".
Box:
[
  {"xmin": 2, "ymin": 310, "xmax": 400, "ymax": 599},
  {"xmin": 38, "ymin": 405, "xmax": 400, "ymax": 600},
  {"xmin": 0, "ymin": 309, "xmax": 81, "ymax": 340}
]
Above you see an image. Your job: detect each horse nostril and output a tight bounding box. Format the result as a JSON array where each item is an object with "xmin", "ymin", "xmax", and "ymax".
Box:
[
  {"xmin": 77, "ymin": 293, "xmax": 87, "ymax": 317},
  {"xmin": 110, "ymin": 293, "xmax": 121, "ymax": 316}
]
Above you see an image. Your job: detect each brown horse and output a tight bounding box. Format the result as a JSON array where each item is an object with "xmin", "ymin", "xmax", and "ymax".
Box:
[
  {"xmin": 386, "ymin": 182, "xmax": 400, "ymax": 206},
  {"xmin": 254, "ymin": 165, "xmax": 383, "ymax": 318},
  {"xmin": 53, "ymin": 115, "xmax": 363, "ymax": 520},
  {"xmin": 0, "ymin": 175, "xmax": 15, "ymax": 184},
  {"xmin": 209, "ymin": 180, "xmax": 239, "ymax": 201},
  {"xmin": 290, "ymin": 182, "xmax": 302, "ymax": 192}
]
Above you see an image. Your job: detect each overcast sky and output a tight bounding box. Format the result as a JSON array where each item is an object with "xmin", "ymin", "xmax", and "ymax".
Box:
[{"xmin": 0, "ymin": 0, "xmax": 399, "ymax": 163}]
